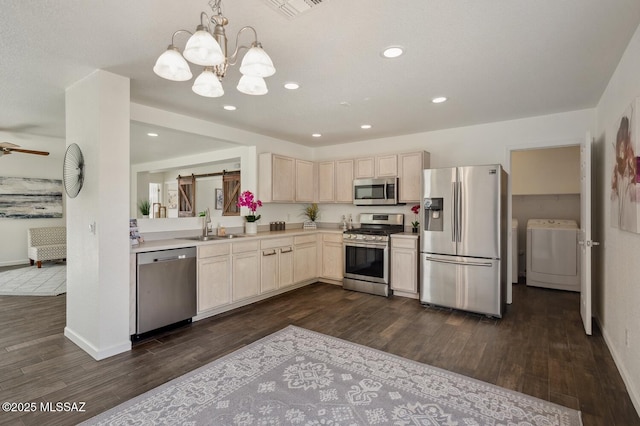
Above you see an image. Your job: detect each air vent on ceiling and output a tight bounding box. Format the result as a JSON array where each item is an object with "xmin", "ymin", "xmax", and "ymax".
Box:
[{"xmin": 265, "ymin": 0, "xmax": 328, "ymax": 19}]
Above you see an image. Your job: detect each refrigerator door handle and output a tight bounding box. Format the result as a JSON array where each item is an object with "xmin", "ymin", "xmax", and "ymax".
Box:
[
  {"xmin": 451, "ymin": 182, "xmax": 457, "ymax": 242},
  {"xmin": 424, "ymin": 256, "xmax": 493, "ymax": 268},
  {"xmin": 457, "ymin": 181, "xmax": 463, "ymax": 242}
]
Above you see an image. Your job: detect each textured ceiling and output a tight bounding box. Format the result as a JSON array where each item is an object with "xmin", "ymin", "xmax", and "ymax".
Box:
[{"xmin": 1, "ymin": 0, "xmax": 639, "ymax": 158}]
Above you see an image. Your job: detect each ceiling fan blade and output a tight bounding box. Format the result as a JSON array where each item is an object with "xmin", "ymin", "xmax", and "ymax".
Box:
[{"xmin": 7, "ymin": 148, "xmax": 49, "ymax": 156}]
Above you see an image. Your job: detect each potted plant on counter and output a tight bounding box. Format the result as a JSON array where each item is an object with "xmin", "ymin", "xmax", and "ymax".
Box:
[
  {"xmin": 302, "ymin": 203, "xmax": 319, "ymax": 229},
  {"xmin": 138, "ymin": 200, "xmax": 151, "ymax": 218},
  {"xmin": 237, "ymin": 190, "xmax": 262, "ymax": 234},
  {"xmin": 411, "ymin": 204, "xmax": 420, "ymax": 233}
]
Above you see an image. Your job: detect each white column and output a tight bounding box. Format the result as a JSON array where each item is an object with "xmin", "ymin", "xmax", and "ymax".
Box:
[{"xmin": 64, "ymin": 70, "xmax": 131, "ymax": 359}]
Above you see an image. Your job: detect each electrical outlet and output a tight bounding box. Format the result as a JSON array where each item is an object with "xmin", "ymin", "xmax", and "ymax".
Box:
[{"xmin": 625, "ymin": 328, "xmax": 630, "ymax": 348}]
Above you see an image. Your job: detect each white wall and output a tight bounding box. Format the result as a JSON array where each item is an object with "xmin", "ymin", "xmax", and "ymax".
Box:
[
  {"xmin": 64, "ymin": 70, "xmax": 131, "ymax": 360},
  {"xmin": 511, "ymin": 146, "xmax": 580, "ymax": 195},
  {"xmin": 594, "ymin": 21, "xmax": 640, "ymax": 413},
  {"xmin": 0, "ymin": 132, "xmax": 66, "ymax": 266}
]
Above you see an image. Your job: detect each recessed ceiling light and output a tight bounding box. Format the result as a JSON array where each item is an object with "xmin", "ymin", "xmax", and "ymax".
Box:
[
  {"xmin": 361, "ymin": 124, "xmax": 372, "ymax": 129},
  {"xmin": 147, "ymin": 132, "xmax": 158, "ymax": 137},
  {"xmin": 382, "ymin": 46, "xmax": 404, "ymax": 58},
  {"xmin": 284, "ymin": 82, "xmax": 300, "ymax": 90},
  {"xmin": 312, "ymin": 133, "xmax": 322, "ymax": 138},
  {"xmin": 223, "ymin": 105, "xmax": 237, "ymax": 111},
  {"xmin": 431, "ymin": 96, "xmax": 448, "ymax": 104}
]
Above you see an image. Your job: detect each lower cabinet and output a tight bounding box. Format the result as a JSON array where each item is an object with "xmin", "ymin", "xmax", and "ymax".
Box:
[
  {"xmin": 390, "ymin": 235, "xmax": 419, "ymax": 296},
  {"xmin": 232, "ymin": 240, "xmax": 260, "ymax": 302},
  {"xmin": 260, "ymin": 238, "xmax": 294, "ymax": 293},
  {"xmin": 197, "ymin": 244, "xmax": 231, "ymax": 313},
  {"xmin": 294, "ymin": 234, "xmax": 317, "ymax": 282},
  {"xmin": 321, "ymin": 233, "xmax": 343, "ymax": 281}
]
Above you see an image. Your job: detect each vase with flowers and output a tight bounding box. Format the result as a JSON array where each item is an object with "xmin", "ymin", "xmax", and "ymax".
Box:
[
  {"xmin": 411, "ymin": 204, "xmax": 420, "ymax": 233},
  {"xmin": 237, "ymin": 190, "xmax": 262, "ymax": 234}
]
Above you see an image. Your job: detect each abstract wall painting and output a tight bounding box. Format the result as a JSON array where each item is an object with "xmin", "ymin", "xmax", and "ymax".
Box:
[
  {"xmin": 610, "ymin": 97, "xmax": 640, "ymax": 233},
  {"xmin": 0, "ymin": 177, "xmax": 63, "ymax": 219}
]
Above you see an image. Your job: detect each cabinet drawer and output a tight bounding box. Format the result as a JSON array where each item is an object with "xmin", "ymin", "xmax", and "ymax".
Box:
[
  {"xmin": 294, "ymin": 234, "xmax": 317, "ymax": 245},
  {"xmin": 198, "ymin": 243, "xmax": 231, "ymax": 258},
  {"xmin": 322, "ymin": 233, "xmax": 343, "ymax": 243},
  {"xmin": 261, "ymin": 237, "xmax": 294, "ymax": 249},
  {"xmin": 391, "ymin": 237, "xmax": 417, "ymax": 249},
  {"xmin": 232, "ymin": 240, "xmax": 260, "ymax": 253}
]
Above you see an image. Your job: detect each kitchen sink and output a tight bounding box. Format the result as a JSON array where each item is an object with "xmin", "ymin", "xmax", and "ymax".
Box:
[{"xmin": 178, "ymin": 234, "xmax": 246, "ymax": 241}]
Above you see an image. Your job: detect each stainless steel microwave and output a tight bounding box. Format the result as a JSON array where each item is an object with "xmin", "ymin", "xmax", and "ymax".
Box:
[{"xmin": 353, "ymin": 178, "xmax": 398, "ymax": 205}]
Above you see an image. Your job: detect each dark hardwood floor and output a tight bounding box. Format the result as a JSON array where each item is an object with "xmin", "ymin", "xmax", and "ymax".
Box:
[{"xmin": 0, "ymin": 282, "xmax": 638, "ymax": 425}]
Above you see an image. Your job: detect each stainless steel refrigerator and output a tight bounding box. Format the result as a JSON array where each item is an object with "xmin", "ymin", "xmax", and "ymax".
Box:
[{"xmin": 420, "ymin": 165, "xmax": 507, "ymax": 317}]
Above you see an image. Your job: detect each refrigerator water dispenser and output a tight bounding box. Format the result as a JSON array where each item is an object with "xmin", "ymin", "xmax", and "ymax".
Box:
[{"xmin": 423, "ymin": 198, "xmax": 443, "ymax": 231}]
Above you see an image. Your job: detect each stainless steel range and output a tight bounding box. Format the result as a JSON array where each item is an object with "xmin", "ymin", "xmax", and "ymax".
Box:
[{"xmin": 343, "ymin": 213, "xmax": 404, "ymax": 297}]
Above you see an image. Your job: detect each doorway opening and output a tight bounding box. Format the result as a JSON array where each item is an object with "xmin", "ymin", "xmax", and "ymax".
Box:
[{"xmin": 506, "ymin": 140, "xmax": 583, "ymax": 305}]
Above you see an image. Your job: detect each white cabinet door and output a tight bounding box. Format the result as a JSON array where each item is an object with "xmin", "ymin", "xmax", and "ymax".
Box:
[
  {"xmin": 260, "ymin": 249, "xmax": 278, "ymax": 293},
  {"xmin": 295, "ymin": 159, "xmax": 316, "ymax": 202},
  {"xmin": 390, "ymin": 237, "xmax": 418, "ymax": 294},
  {"xmin": 279, "ymin": 247, "xmax": 294, "ymax": 288},
  {"xmin": 321, "ymin": 238, "xmax": 343, "ymax": 281},
  {"xmin": 232, "ymin": 251, "xmax": 260, "ymax": 301},
  {"xmin": 318, "ymin": 161, "xmax": 335, "ymax": 203},
  {"xmin": 398, "ymin": 151, "xmax": 430, "ymax": 203},
  {"xmin": 198, "ymin": 256, "xmax": 231, "ymax": 312},
  {"xmin": 376, "ymin": 154, "xmax": 398, "ymax": 177},
  {"xmin": 354, "ymin": 157, "xmax": 375, "ymax": 179},
  {"xmin": 273, "ymin": 155, "xmax": 296, "ymax": 202},
  {"xmin": 294, "ymin": 235, "xmax": 317, "ymax": 283},
  {"xmin": 335, "ymin": 159, "xmax": 354, "ymax": 203},
  {"xmin": 260, "ymin": 153, "xmax": 296, "ymax": 202}
]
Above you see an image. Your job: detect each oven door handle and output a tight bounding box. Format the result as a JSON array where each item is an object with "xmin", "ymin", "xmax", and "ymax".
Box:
[{"xmin": 344, "ymin": 242, "xmax": 387, "ymax": 249}]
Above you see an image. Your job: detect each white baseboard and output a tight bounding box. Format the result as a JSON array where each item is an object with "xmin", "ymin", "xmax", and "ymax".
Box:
[
  {"xmin": 64, "ymin": 327, "xmax": 131, "ymax": 361},
  {"xmin": 0, "ymin": 258, "xmax": 30, "ymax": 267},
  {"xmin": 595, "ymin": 316, "xmax": 640, "ymax": 415}
]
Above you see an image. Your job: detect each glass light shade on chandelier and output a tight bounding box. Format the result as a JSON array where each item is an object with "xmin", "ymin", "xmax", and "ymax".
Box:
[
  {"xmin": 237, "ymin": 75, "xmax": 267, "ymax": 95},
  {"xmin": 153, "ymin": 0, "xmax": 275, "ymax": 97},
  {"xmin": 153, "ymin": 46, "xmax": 193, "ymax": 81},
  {"xmin": 239, "ymin": 46, "xmax": 275, "ymax": 77},
  {"xmin": 192, "ymin": 68, "xmax": 224, "ymax": 97},
  {"xmin": 183, "ymin": 26, "xmax": 225, "ymax": 66}
]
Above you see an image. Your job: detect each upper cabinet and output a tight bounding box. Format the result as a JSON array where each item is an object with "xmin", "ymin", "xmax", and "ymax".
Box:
[
  {"xmin": 260, "ymin": 150, "xmax": 428, "ymax": 204},
  {"xmin": 295, "ymin": 159, "xmax": 316, "ymax": 203},
  {"xmin": 318, "ymin": 159, "xmax": 354, "ymax": 204},
  {"xmin": 376, "ymin": 154, "xmax": 398, "ymax": 177},
  {"xmin": 398, "ymin": 151, "xmax": 430, "ymax": 203},
  {"xmin": 354, "ymin": 155, "xmax": 397, "ymax": 179},
  {"xmin": 259, "ymin": 153, "xmax": 316, "ymax": 203}
]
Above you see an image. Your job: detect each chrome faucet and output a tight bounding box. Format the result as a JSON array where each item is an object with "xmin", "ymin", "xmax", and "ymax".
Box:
[{"xmin": 202, "ymin": 208, "xmax": 211, "ymax": 237}]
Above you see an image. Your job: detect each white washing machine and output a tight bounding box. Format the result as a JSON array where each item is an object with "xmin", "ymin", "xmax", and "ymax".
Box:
[
  {"xmin": 526, "ymin": 219, "xmax": 580, "ymax": 292},
  {"xmin": 512, "ymin": 219, "xmax": 518, "ymax": 284}
]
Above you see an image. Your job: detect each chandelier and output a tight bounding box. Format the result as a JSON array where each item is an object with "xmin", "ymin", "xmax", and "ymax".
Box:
[{"xmin": 153, "ymin": 0, "xmax": 276, "ymax": 97}]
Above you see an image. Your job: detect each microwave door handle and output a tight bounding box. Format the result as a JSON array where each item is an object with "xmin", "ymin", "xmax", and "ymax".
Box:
[{"xmin": 383, "ymin": 183, "xmax": 388, "ymax": 200}]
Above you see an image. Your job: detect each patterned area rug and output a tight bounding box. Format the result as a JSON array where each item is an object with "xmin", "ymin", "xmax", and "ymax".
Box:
[
  {"xmin": 0, "ymin": 263, "xmax": 65, "ymax": 296},
  {"xmin": 82, "ymin": 326, "xmax": 582, "ymax": 425}
]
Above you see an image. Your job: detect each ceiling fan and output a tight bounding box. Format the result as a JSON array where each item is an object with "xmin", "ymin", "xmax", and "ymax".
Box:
[{"xmin": 0, "ymin": 142, "xmax": 49, "ymax": 157}]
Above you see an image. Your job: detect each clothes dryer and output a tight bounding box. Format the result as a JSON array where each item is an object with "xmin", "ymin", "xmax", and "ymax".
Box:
[{"xmin": 526, "ymin": 219, "xmax": 580, "ymax": 292}]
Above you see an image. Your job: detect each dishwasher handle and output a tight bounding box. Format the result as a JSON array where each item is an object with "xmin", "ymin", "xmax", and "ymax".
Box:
[{"xmin": 138, "ymin": 247, "xmax": 196, "ymax": 265}]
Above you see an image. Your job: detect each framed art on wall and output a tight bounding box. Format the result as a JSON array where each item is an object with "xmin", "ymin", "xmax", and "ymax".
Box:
[
  {"xmin": 610, "ymin": 97, "xmax": 640, "ymax": 233},
  {"xmin": 0, "ymin": 177, "xmax": 63, "ymax": 218},
  {"xmin": 215, "ymin": 188, "xmax": 223, "ymax": 210}
]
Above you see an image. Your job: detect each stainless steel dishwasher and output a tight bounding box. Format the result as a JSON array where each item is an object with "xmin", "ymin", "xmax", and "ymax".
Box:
[{"xmin": 136, "ymin": 247, "xmax": 197, "ymax": 336}]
